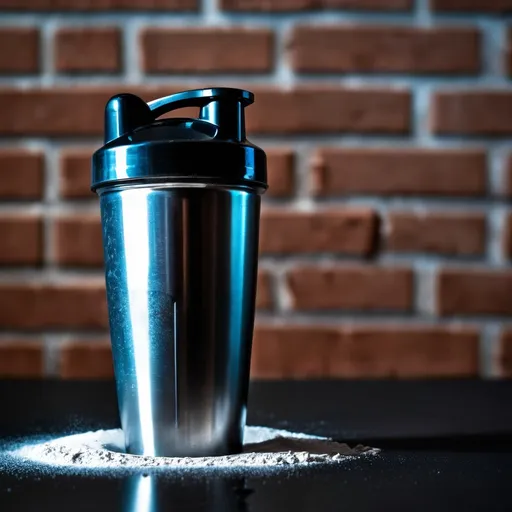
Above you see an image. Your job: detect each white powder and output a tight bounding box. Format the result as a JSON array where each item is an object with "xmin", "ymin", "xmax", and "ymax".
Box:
[{"xmin": 13, "ymin": 426, "xmax": 378, "ymax": 470}]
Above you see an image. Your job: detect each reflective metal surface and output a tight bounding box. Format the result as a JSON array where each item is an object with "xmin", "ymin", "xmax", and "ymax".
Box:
[
  {"xmin": 124, "ymin": 475, "xmax": 249, "ymax": 512},
  {"xmin": 99, "ymin": 185, "xmax": 261, "ymax": 457}
]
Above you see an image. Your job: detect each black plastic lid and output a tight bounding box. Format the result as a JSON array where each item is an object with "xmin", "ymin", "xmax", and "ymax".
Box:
[{"xmin": 91, "ymin": 87, "xmax": 267, "ymax": 193}]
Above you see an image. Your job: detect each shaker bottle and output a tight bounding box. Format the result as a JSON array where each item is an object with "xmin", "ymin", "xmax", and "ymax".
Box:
[{"xmin": 91, "ymin": 88, "xmax": 267, "ymax": 457}]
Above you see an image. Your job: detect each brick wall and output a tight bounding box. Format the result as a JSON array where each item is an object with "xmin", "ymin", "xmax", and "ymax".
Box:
[{"xmin": 0, "ymin": 0, "xmax": 511, "ymax": 380}]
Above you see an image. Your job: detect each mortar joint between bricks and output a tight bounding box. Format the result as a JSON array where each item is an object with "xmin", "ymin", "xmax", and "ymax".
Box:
[
  {"xmin": 412, "ymin": 84, "xmax": 433, "ymax": 144},
  {"xmin": 273, "ymin": 21, "xmax": 296, "ymax": 88},
  {"xmin": 42, "ymin": 144, "xmax": 59, "ymax": 268},
  {"xmin": 415, "ymin": 0, "xmax": 433, "ymax": 26},
  {"xmin": 487, "ymin": 205, "xmax": 508, "ymax": 266},
  {"xmin": 46, "ymin": 333, "xmax": 109, "ymax": 343},
  {"xmin": 123, "ymin": 19, "xmax": 142, "ymax": 85},
  {"xmin": 487, "ymin": 147, "xmax": 504, "ymax": 196},
  {"xmin": 43, "ymin": 335, "xmax": 60, "ymax": 378},
  {"xmin": 413, "ymin": 262, "xmax": 438, "ymax": 317},
  {"xmin": 476, "ymin": 18, "xmax": 508, "ymax": 78},
  {"xmin": 480, "ymin": 323, "xmax": 501, "ymax": 378},
  {"xmin": 290, "ymin": 145, "xmax": 317, "ymax": 210},
  {"xmin": 201, "ymin": 0, "xmax": 222, "ymax": 26},
  {"xmin": 40, "ymin": 17, "xmax": 57, "ymax": 86},
  {"xmin": 268, "ymin": 264, "xmax": 293, "ymax": 314}
]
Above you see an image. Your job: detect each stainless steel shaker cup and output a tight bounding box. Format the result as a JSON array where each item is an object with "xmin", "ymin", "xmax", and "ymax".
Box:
[{"xmin": 91, "ymin": 88, "xmax": 267, "ymax": 457}]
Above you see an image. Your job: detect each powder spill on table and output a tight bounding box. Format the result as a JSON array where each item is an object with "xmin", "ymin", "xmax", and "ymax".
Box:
[{"xmin": 12, "ymin": 426, "xmax": 379, "ymax": 471}]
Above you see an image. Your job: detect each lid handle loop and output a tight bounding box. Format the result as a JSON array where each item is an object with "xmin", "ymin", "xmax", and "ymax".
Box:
[{"xmin": 104, "ymin": 88, "xmax": 253, "ymax": 144}]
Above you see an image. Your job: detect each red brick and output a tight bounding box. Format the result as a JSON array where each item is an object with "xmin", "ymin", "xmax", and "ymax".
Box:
[
  {"xmin": 0, "ymin": 87, "xmax": 186, "ymax": 137},
  {"xmin": 54, "ymin": 215, "xmax": 103, "ymax": 266},
  {"xmin": 0, "ymin": 88, "xmax": 115, "ymax": 137},
  {"xmin": 142, "ymin": 28, "xmax": 273, "ymax": 74},
  {"xmin": 253, "ymin": 326, "xmax": 340, "ymax": 379},
  {"xmin": 0, "ymin": 0, "xmax": 197, "ymax": 10},
  {"xmin": 498, "ymin": 330, "xmax": 512, "ymax": 377},
  {"xmin": 431, "ymin": 0, "xmax": 512, "ymax": 12},
  {"xmin": 312, "ymin": 148, "xmax": 486, "ymax": 197},
  {"xmin": 265, "ymin": 149, "xmax": 295, "ymax": 198},
  {"xmin": 0, "ymin": 215, "xmax": 43, "ymax": 265},
  {"xmin": 0, "ymin": 28, "xmax": 39, "ymax": 73},
  {"xmin": 290, "ymin": 26, "xmax": 480, "ymax": 74},
  {"xmin": 386, "ymin": 211, "xmax": 486, "ymax": 255},
  {"xmin": 286, "ymin": 265, "xmax": 413, "ymax": 311},
  {"xmin": 0, "ymin": 282, "xmax": 108, "ymax": 330},
  {"xmin": 247, "ymin": 87, "xmax": 410, "ymax": 134},
  {"xmin": 260, "ymin": 209, "xmax": 377, "ymax": 255},
  {"xmin": 0, "ymin": 86, "xmax": 410, "ymax": 136},
  {"xmin": 59, "ymin": 148, "xmax": 95, "ymax": 199},
  {"xmin": 0, "ymin": 341, "xmax": 44, "ymax": 378},
  {"xmin": 55, "ymin": 27, "xmax": 121, "ymax": 73},
  {"xmin": 0, "ymin": 149, "xmax": 44, "ymax": 199},
  {"xmin": 431, "ymin": 91, "xmax": 512, "ymax": 135},
  {"xmin": 251, "ymin": 325, "xmax": 479, "ymax": 378},
  {"xmin": 222, "ymin": 0, "xmax": 412, "ymax": 11},
  {"xmin": 59, "ymin": 341, "xmax": 113, "ymax": 379},
  {"xmin": 437, "ymin": 269, "xmax": 512, "ymax": 316},
  {"xmin": 503, "ymin": 212, "xmax": 512, "ymax": 259}
]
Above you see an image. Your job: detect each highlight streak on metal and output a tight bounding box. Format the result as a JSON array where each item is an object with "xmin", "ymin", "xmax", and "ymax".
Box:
[
  {"xmin": 122, "ymin": 190, "xmax": 155, "ymax": 456},
  {"xmin": 173, "ymin": 299, "xmax": 179, "ymax": 429}
]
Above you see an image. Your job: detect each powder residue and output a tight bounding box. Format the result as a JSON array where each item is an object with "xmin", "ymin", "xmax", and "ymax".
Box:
[{"xmin": 13, "ymin": 426, "xmax": 378, "ymax": 470}]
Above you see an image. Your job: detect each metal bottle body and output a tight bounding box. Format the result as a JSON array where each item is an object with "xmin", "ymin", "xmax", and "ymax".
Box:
[{"xmin": 99, "ymin": 183, "xmax": 261, "ymax": 457}]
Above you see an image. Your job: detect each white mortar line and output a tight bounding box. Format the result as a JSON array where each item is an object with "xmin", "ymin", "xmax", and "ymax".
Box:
[{"xmin": 480, "ymin": 323, "xmax": 501, "ymax": 378}]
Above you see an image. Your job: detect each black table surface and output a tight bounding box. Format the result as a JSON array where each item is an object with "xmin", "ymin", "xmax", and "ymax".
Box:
[{"xmin": 0, "ymin": 379, "xmax": 511, "ymax": 511}]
